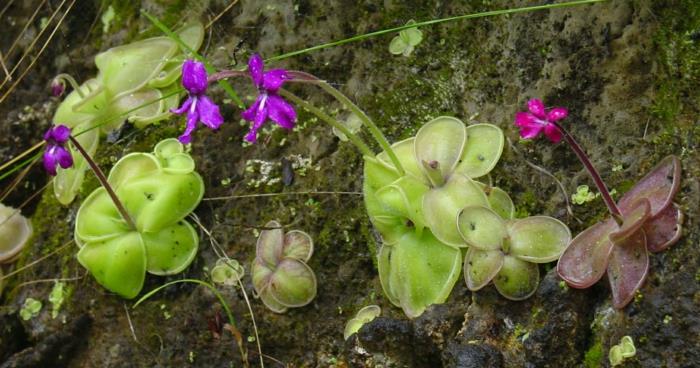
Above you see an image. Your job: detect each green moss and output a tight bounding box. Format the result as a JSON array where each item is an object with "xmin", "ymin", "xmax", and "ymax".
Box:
[{"xmin": 584, "ymin": 340, "xmax": 604, "ymax": 368}]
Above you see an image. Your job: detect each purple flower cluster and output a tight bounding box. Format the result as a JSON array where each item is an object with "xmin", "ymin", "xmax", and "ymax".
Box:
[
  {"xmin": 171, "ymin": 60, "xmax": 224, "ymax": 144},
  {"xmin": 514, "ymin": 98, "xmax": 568, "ymax": 143}
]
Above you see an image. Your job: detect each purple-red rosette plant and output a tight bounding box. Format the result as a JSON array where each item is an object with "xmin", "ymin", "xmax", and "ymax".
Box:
[
  {"xmin": 514, "ymin": 98, "xmax": 684, "ymax": 308},
  {"xmin": 557, "ymin": 156, "xmax": 683, "ymax": 308},
  {"xmin": 171, "ymin": 59, "xmax": 224, "ymax": 144},
  {"xmin": 242, "ymin": 54, "xmax": 297, "ymax": 142}
]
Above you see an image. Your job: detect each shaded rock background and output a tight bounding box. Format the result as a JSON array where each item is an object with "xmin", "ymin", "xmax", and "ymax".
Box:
[{"xmin": 1, "ymin": 0, "xmax": 699, "ymax": 367}]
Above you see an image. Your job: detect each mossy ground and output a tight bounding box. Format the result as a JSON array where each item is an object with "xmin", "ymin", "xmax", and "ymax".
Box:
[{"xmin": 1, "ymin": 0, "xmax": 699, "ymax": 367}]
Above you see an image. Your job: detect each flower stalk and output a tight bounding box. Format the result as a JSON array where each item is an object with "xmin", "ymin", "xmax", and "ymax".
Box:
[
  {"xmin": 68, "ymin": 136, "xmax": 136, "ymax": 230},
  {"xmin": 551, "ymin": 121, "xmax": 622, "ymax": 220}
]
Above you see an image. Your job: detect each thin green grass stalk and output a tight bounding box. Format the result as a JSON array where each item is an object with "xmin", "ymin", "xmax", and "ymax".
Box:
[
  {"xmin": 268, "ymin": 0, "xmax": 605, "ymax": 61},
  {"xmin": 141, "ymin": 11, "xmax": 244, "ymax": 108},
  {"xmin": 133, "ymin": 279, "xmax": 249, "ymax": 365},
  {"xmin": 279, "ymin": 89, "xmax": 374, "ymax": 156}
]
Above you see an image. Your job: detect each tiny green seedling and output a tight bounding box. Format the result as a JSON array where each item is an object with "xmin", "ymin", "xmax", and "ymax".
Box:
[
  {"xmin": 343, "ymin": 305, "xmax": 381, "ymax": 339},
  {"xmin": 389, "ymin": 20, "xmax": 423, "ymax": 56},
  {"xmin": 20, "ymin": 298, "xmax": 42, "ymax": 320}
]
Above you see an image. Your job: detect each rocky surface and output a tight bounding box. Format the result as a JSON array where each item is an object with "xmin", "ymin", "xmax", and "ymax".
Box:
[{"xmin": 1, "ymin": 0, "xmax": 699, "ymax": 367}]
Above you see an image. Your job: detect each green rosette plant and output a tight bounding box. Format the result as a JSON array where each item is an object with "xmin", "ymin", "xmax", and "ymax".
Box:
[
  {"xmin": 52, "ymin": 22, "xmax": 204, "ymax": 205},
  {"xmin": 364, "ymin": 116, "xmax": 507, "ymax": 317},
  {"xmin": 74, "ymin": 138, "xmax": 204, "ymax": 298},
  {"xmin": 458, "ymin": 205, "xmax": 571, "ymax": 300}
]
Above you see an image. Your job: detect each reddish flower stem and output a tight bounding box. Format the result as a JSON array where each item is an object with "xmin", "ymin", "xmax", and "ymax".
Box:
[
  {"xmin": 68, "ymin": 136, "xmax": 136, "ymax": 230},
  {"xmin": 552, "ymin": 121, "xmax": 622, "ymax": 220}
]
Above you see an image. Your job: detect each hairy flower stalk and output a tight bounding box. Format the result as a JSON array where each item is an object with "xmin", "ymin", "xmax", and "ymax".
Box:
[{"xmin": 43, "ymin": 125, "xmax": 136, "ymax": 230}]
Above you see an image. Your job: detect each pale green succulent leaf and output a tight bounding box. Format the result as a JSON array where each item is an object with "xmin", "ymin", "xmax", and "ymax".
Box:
[
  {"xmin": 507, "ymin": 216, "xmax": 571, "ymax": 263},
  {"xmin": 258, "ymin": 286, "xmax": 288, "ymax": 313},
  {"xmin": 107, "ymin": 152, "xmax": 161, "ymax": 190},
  {"xmin": 141, "ymin": 220, "xmax": 198, "ymax": 275},
  {"xmin": 117, "ymin": 171, "xmax": 204, "ymax": 232},
  {"xmin": 77, "ymin": 232, "xmax": 146, "ymax": 299},
  {"xmin": 464, "ymin": 248, "xmax": 504, "ymax": 290},
  {"xmin": 267, "ymin": 258, "xmax": 317, "ymax": 307},
  {"xmin": 457, "ymin": 205, "xmax": 506, "ymax": 250},
  {"xmin": 454, "ymin": 124, "xmax": 504, "ymax": 179},
  {"xmin": 363, "ymin": 156, "xmax": 401, "ymax": 194},
  {"xmin": 211, "ymin": 259, "xmax": 244, "ymax": 285},
  {"xmin": 74, "ymin": 187, "xmax": 130, "ymax": 243},
  {"xmin": 377, "ymin": 138, "xmax": 425, "ymax": 181},
  {"xmin": 493, "ymin": 255, "xmax": 539, "ymax": 300},
  {"xmin": 378, "ymin": 244, "xmax": 400, "ymax": 306},
  {"xmin": 175, "ymin": 21, "xmax": 205, "ymax": 52},
  {"xmin": 414, "ymin": 116, "xmax": 467, "ymax": 181},
  {"xmin": 371, "ymin": 215, "xmax": 410, "ymax": 245},
  {"xmin": 251, "ymin": 257, "xmax": 274, "ymax": 292},
  {"xmin": 53, "ymin": 79, "xmax": 104, "ymax": 127},
  {"xmin": 393, "ymin": 230, "xmax": 462, "ymax": 318},
  {"xmin": 343, "ymin": 305, "xmax": 381, "ymax": 340},
  {"xmin": 256, "ymin": 221, "xmax": 284, "ymax": 266},
  {"xmin": 375, "ymin": 175, "xmax": 429, "ymax": 232},
  {"xmin": 283, "ymin": 230, "xmax": 314, "ymax": 262},
  {"xmin": 0, "ymin": 204, "xmax": 33, "ymax": 263},
  {"xmin": 95, "ymin": 37, "xmax": 178, "ymax": 99},
  {"xmin": 161, "ymin": 153, "xmax": 196, "ymax": 174},
  {"xmin": 423, "ymin": 174, "xmax": 489, "ymax": 247},
  {"xmin": 389, "ymin": 36, "xmax": 408, "ymax": 55},
  {"xmin": 154, "ymin": 138, "xmax": 184, "ymax": 159},
  {"xmin": 53, "ymin": 124, "xmax": 99, "ymax": 205},
  {"xmin": 486, "ymin": 186, "xmax": 515, "ymax": 219}
]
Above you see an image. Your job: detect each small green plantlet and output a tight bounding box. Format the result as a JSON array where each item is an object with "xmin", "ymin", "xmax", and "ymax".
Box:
[
  {"xmin": 331, "ymin": 113, "xmax": 363, "ymax": 142},
  {"xmin": 389, "ymin": 20, "xmax": 423, "ymax": 56},
  {"xmin": 0, "ymin": 203, "xmax": 32, "ymax": 263},
  {"xmin": 75, "ymin": 138, "xmax": 204, "ymax": 298},
  {"xmin": 48, "ymin": 281, "xmax": 66, "ymax": 319},
  {"xmin": 52, "ymin": 22, "xmax": 204, "ymax": 205},
  {"xmin": 211, "ymin": 258, "xmax": 245, "ymax": 286},
  {"xmin": 343, "ymin": 305, "xmax": 381, "ymax": 340},
  {"xmin": 251, "ymin": 221, "xmax": 317, "ymax": 313},
  {"xmin": 20, "ymin": 298, "xmax": 42, "ymax": 321},
  {"xmin": 571, "ymin": 185, "xmax": 596, "ymax": 205},
  {"xmin": 101, "ymin": 5, "xmax": 116, "ymax": 33},
  {"xmin": 609, "ymin": 335, "xmax": 636, "ymax": 366}
]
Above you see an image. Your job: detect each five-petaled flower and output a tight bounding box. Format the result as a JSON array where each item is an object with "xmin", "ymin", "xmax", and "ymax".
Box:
[
  {"xmin": 242, "ymin": 54, "xmax": 297, "ymax": 143},
  {"xmin": 514, "ymin": 98, "xmax": 568, "ymax": 143},
  {"xmin": 171, "ymin": 59, "xmax": 224, "ymax": 144},
  {"xmin": 42, "ymin": 124, "xmax": 73, "ymax": 176}
]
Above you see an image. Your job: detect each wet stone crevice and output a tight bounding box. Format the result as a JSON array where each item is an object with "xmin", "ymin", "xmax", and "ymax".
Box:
[{"xmin": 0, "ymin": 0, "xmax": 699, "ymax": 367}]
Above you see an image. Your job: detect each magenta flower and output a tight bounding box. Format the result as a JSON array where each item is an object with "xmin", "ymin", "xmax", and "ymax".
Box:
[
  {"xmin": 171, "ymin": 59, "xmax": 224, "ymax": 144},
  {"xmin": 50, "ymin": 78, "xmax": 65, "ymax": 97},
  {"xmin": 242, "ymin": 54, "xmax": 297, "ymax": 143},
  {"xmin": 514, "ymin": 98, "xmax": 568, "ymax": 143},
  {"xmin": 42, "ymin": 124, "xmax": 73, "ymax": 176}
]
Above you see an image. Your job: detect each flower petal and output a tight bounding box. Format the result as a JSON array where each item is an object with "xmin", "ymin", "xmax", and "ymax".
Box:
[
  {"xmin": 248, "ymin": 53, "xmax": 264, "ymax": 87},
  {"xmin": 262, "ymin": 69, "xmax": 288, "ymax": 92},
  {"xmin": 50, "ymin": 125, "xmax": 71, "ymax": 143},
  {"xmin": 557, "ymin": 218, "xmax": 618, "ymax": 288},
  {"xmin": 196, "ymin": 95, "xmax": 224, "ymax": 129},
  {"xmin": 43, "ymin": 146, "xmax": 58, "ymax": 176},
  {"xmin": 514, "ymin": 112, "xmax": 537, "ymax": 128},
  {"xmin": 643, "ymin": 203, "xmax": 683, "ymax": 253},
  {"xmin": 181, "ymin": 59, "xmax": 208, "ymax": 94},
  {"xmin": 178, "ymin": 109, "xmax": 199, "ymax": 144},
  {"xmin": 171, "ymin": 96, "xmax": 193, "ymax": 115},
  {"xmin": 55, "ymin": 146, "xmax": 73, "ymax": 169},
  {"xmin": 245, "ymin": 101, "xmax": 269, "ymax": 143},
  {"xmin": 241, "ymin": 96, "xmax": 262, "ymax": 122},
  {"xmin": 267, "ymin": 94, "xmax": 297, "ymax": 129},
  {"xmin": 518, "ymin": 123, "xmax": 544, "ymax": 140},
  {"xmin": 543, "ymin": 123, "xmax": 562, "ymax": 143},
  {"xmin": 547, "ymin": 107, "xmax": 568, "ymax": 122},
  {"xmin": 607, "ymin": 229, "xmax": 649, "ymax": 309},
  {"xmin": 527, "ymin": 99, "xmax": 546, "ymax": 119}
]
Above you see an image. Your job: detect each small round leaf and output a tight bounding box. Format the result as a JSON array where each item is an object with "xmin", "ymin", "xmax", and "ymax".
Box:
[
  {"xmin": 454, "ymin": 124, "xmax": 504, "ymax": 179},
  {"xmin": 457, "ymin": 206, "xmax": 506, "ymax": 250},
  {"xmin": 507, "ymin": 216, "xmax": 571, "ymax": 263},
  {"xmin": 493, "ymin": 255, "xmax": 539, "ymax": 301},
  {"xmin": 464, "ymin": 248, "xmax": 504, "ymax": 291}
]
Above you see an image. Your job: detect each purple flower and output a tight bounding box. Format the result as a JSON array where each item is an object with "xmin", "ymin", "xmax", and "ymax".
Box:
[
  {"xmin": 42, "ymin": 125, "xmax": 73, "ymax": 176},
  {"xmin": 50, "ymin": 78, "xmax": 65, "ymax": 97},
  {"xmin": 242, "ymin": 54, "xmax": 297, "ymax": 143},
  {"xmin": 171, "ymin": 60, "xmax": 224, "ymax": 144},
  {"xmin": 514, "ymin": 98, "xmax": 568, "ymax": 143}
]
